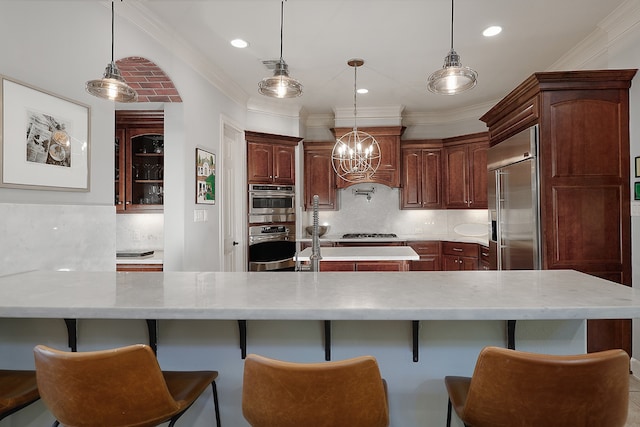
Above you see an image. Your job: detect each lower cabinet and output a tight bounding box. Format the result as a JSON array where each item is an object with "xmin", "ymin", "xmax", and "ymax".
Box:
[
  {"xmin": 408, "ymin": 241, "xmax": 441, "ymax": 271},
  {"xmin": 441, "ymin": 242, "xmax": 478, "ymax": 271},
  {"xmin": 320, "ymin": 260, "xmax": 409, "ymax": 271},
  {"xmin": 116, "ymin": 264, "xmax": 163, "ymax": 272}
]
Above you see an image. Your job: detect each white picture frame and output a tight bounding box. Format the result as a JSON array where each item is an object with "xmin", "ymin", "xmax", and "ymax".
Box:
[{"xmin": 0, "ymin": 75, "xmax": 90, "ymax": 191}]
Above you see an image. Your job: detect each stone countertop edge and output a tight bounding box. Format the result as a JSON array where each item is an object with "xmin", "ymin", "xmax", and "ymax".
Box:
[
  {"xmin": 0, "ymin": 270, "xmax": 639, "ymax": 321},
  {"xmin": 295, "ymin": 246, "xmax": 420, "ymax": 261},
  {"xmin": 116, "ymin": 250, "xmax": 164, "ymax": 265}
]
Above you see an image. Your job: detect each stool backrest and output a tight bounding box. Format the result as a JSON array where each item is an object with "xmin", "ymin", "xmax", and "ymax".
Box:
[
  {"xmin": 34, "ymin": 344, "xmax": 179, "ymax": 427},
  {"xmin": 242, "ymin": 353, "xmax": 389, "ymax": 427},
  {"xmin": 463, "ymin": 346, "xmax": 629, "ymax": 427}
]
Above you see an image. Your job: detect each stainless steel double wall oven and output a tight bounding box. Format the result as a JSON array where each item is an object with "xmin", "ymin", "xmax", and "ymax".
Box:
[{"xmin": 248, "ymin": 184, "xmax": 296, "ymax": 271}]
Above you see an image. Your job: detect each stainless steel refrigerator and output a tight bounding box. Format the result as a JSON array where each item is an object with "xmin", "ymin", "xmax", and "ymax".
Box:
[{"xmin": 488, "ymin": 125, "xmax": 542, "ymax": 270}]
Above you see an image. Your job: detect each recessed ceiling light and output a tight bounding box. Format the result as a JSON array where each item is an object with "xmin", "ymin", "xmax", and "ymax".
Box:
[
  {"xmin": 230, "ymin": 39, "xmax": 249, "ymax": 48},
  {"xmin": 483, "ymin": 26, "xmax": 502, "ymax": 37},
  {"xmin": 357, "ymin": 88, "xmax": 368, "ymax": 94}
]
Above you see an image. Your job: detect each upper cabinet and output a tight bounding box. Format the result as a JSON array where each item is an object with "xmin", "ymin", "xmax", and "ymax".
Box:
[
  {"xmin": 400, "ymin": 141, "xmax": 443, "ymax": 209},
  {"xmin": 331, "ymin": 126, "xmax": 404, "ymax": 188},
  {"xmin": 246, "ymin": 131, "xmax": 302, "ymax": 185},
  {"xmin": 442, "ymin": 133, "xmax": 489, "ymax": 209},
  {"xmin": 115, "ymin": 111, "xmax": 164, "ymax": 213},
  {"xmin": 303, "ymin": 141, "xmax": 337, "ymax": 210}
]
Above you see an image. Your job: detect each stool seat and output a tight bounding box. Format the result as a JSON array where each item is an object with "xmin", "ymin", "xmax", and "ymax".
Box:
[
  {"xmin": 445, "ymin": 346, "xmax": 629, "ymax": 427},
  {"xmin": 34, "ymin": 344, "xmax": 221, "ymax": 427},
  {"xmin": 242, "ymin": 353, "xmax": 389, "ymax": 427},
  {"xmin": 0, "ymin": 370, "xmax": 39, "ymax": 420}
]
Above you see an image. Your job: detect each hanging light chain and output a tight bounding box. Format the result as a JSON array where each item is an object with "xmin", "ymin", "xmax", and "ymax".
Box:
[{"xmin": 450, "ymin": 0, "xmax": 455, "ymax": 50}]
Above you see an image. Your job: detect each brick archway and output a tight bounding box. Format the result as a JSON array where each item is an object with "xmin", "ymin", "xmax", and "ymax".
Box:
[{"xmin": 116, "ymin": 57, "xmax": 182, "ymax": 103}]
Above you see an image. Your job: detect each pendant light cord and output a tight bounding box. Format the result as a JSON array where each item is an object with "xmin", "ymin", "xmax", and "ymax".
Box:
[
  {"xmin": 279, "ymin": 0, "xmax": 285, "ymax": 61},
  {"xmin": 111, "ymin": 1, "xmax": 115, "ymax": 63},
  {"xmin": 450, "ymin": 0, "xmax": 454, "ymax": 50},
  {"xmin": 353, "ymin": 65, "xmax": 358, "ymax": 131}
]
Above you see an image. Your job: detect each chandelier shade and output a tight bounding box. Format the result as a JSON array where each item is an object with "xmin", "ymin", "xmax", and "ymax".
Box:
[
  {"xmin": 427, "ymin": 0, "xmax": 477, "ymax": 95},
  {"xmin": 86, "ymin": 1, "xmax": 137, "ymax": 102},
  {"xmin": 332, "ymin": 59, "xmax": 380, "ymax": 183},
  {"xmin": 258, "ymin": 0, "xmax": 302, "ymax": 98}
]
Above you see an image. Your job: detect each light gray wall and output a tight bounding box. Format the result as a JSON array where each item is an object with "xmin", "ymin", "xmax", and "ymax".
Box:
[{"xmin": 0, "ymin": 1, "xmax": 252, "ymax": 273}]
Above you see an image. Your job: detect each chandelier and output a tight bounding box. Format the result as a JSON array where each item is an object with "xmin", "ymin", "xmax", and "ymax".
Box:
[
  {"xmin": 331, "ymin": 59, "xmax": 380, "ymax": 183},
  {"xmin": 427, "ymin": 0, "xmax": 477, "ymax": 95},
  {"xmin": 258, "ymin": 0, "xmax": 302, "ymax": 98},
  {"xmin": 86, "ymin": 0, "xmax": 138, "ymax": 102}
]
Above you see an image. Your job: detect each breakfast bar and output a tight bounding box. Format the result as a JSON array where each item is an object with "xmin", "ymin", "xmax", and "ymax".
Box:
[{"xmin": 0, "ymin": 269, "xmax": 639, "ymax": 427}]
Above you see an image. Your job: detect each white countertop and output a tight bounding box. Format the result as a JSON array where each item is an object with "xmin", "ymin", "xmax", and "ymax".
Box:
[
  {"xmin": 295, "ymin": 246, "xmax": 419, "ymax": 261},
  {"xmin": 116, "ymin": 250, "xmax": 163, "ymax": 265},
  {"xmin": 0, "ymin": 270, "xmax": 638, "ymax": 321}
]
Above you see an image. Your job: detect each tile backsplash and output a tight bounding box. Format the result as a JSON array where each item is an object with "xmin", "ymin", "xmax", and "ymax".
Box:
[
  {"xmin": 116, "ymin": 213, "xmax": 164, "ymax": 251},
  {"xmin": 0, "ymin": 203, "xmax": 115, "ymax": 275},
  {"xmin": 301, "ymin": 184, "xmax": 489, "ymax": 239}
]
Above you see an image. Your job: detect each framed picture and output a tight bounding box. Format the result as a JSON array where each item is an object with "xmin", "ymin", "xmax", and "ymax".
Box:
[
  {"xmin": 636, "ymin": 156, "xmax": 640, "ymax": 178},
  {"xmin": 635, "ymin": 182, "xmax": 640, "ymax": 201},
  {"xmin": 196, "ymin": 147, "xmax": 215, "ymax": 204},
  {"xmin": 0, "ymin": 75, "xmax": 90, "ymax": 191}
]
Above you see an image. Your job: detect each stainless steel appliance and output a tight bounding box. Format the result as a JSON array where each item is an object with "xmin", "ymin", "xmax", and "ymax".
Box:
[
  {"xmin": 248, "ymin": 224, "xmax": 296, "ymax": 271},
  {"xmin": 248, "ymin": 184, "xmax": 295, "ymax": 224},
  {"xmin": 488, "ymin": 126, "xmax": 542, "ymax": 270}
]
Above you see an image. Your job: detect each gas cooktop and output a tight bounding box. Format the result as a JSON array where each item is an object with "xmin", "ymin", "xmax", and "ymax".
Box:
[{"xmin": 341, "ymin": 233, "xmax": 398, "ymax": 239}]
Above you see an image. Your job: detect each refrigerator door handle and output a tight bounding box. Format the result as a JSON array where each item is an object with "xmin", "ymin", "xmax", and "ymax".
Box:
[{"xmin": 495, "ymin": 169, "xmax": 504, "ymax": 271}]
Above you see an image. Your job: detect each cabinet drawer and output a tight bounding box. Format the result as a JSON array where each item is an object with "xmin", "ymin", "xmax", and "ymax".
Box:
[
  {"xmin": 442, "ymin": 242, "xmax": 477, "ymax": 258},
  {"xmin": 479, "ymin": 245, "xmax": 490, "ymax": 262},
  {"xmin": 408, "ymin": 241, "xmax": 439, "ymax": 255}
]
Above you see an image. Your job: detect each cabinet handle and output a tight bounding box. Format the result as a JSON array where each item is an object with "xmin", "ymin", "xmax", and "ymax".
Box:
[
  {"xmin": 452, "ymin": 248, "xmax": 463, "ymax": 252},
  {"xmin": 481, "ymin": 252, "xmax": 488, "ymax": 256}
]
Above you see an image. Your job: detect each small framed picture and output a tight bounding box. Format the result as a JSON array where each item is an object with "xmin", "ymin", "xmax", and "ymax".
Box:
[
  {"xmin": 195, "ymin": 147, "xmax": 215, "ymax": 204},
  {"xmin": 636, "ymin": 156, "xmax": 640, "ymax": 178},
  {"xmin": 635, "ymin": 182, "xmax": 640, "ymax": 201}
]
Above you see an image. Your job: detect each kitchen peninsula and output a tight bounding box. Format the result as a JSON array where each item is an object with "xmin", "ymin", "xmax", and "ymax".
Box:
[
  {"xmin": 295, "ymin": 245, "xmax": 419, "ymax": 271},
  {"xmin": 0, "ymin": 269, "xmax": 639, "ymax": 427}
]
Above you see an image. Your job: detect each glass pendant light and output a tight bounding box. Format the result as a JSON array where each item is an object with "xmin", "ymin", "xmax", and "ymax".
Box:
[
  {"xmin": 331, "ymin": 59, "xmax": 381, "ymax": 183},
  {"xmin": 258, "ymin": 0, "xmax": 302, "ymax": 98},
  {"xmin": 427, "ymin": 0, "xmax": 477, "ymax": 95},
  {"xmin": 86, "ymin": 1, "xmax": 138, "ymax": 103}
]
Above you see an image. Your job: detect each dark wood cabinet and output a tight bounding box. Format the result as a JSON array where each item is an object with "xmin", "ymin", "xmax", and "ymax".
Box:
[
  {"xmin": 115, "ymin": 111, "xmax": 164, "ymax": 213},
  {"xmin": 408, "ymin": 241, "xmax": 441, "ymax": 271},
  {"xmin": 442, "ymin": 133, "xmax": 488, "ymax": 209},
  {"xmin": 401, "ymin": 142, "xmax": 443, "ymax": 209},
  {"xmin": 479, "ymin": 245, "xmax": 491, "ymax": 270},
  {"xmin": 331, "ymin": 126, "xmax": 404, "ymax": 188},
  {"xmin": 303, "ymin": 142, "xmax": 337, "ymax": 210},
  {"xmin": 116, "ymin": 263, "xmax": 163, "ymax": 272},
  {"xmin": 441, "ymin": 241, "xmax": 478, "ymax": 271},
  {"xmin": 480, "ymin": 69, "xmax": 637, "ymax": 354},
  {"xmin": 246, "ymin": 131, "xmax": 301, "ymax": 185},
  {"xmin": 320, "ymin": 260, "xmax": 409, "ymax": 271}
]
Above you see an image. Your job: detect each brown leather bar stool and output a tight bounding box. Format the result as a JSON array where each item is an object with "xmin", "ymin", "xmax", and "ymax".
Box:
[
  {"xmin": 445, "ymin": 346, "xmax": 629, "ymax": 427},
  {"xmin": 34, "ymin": 344, "xmax": 221, "ymax": 427},
  {"xmin": 242, "ymin": 353, "xmax": 389, "ymax": 427},
  {"xmin": 0, "ymin": 369, "xmax": 39, "ymax": 421}
]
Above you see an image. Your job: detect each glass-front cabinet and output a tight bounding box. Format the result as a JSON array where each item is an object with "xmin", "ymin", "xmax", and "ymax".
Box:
[{"xmin": 115, "ymin": 111, "xmax": 164, "ymax": 213}]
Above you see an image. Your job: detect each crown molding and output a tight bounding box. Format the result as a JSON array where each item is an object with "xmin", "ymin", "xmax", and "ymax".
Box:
[{"xmin": 550, "ymin": 0, "xmax": 640, "ymax": 70}]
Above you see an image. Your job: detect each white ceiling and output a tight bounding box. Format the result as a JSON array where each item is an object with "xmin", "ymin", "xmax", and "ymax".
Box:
[{"xmin": 123, "ymin": 0, "xmax": 628, "ymax": 117}]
